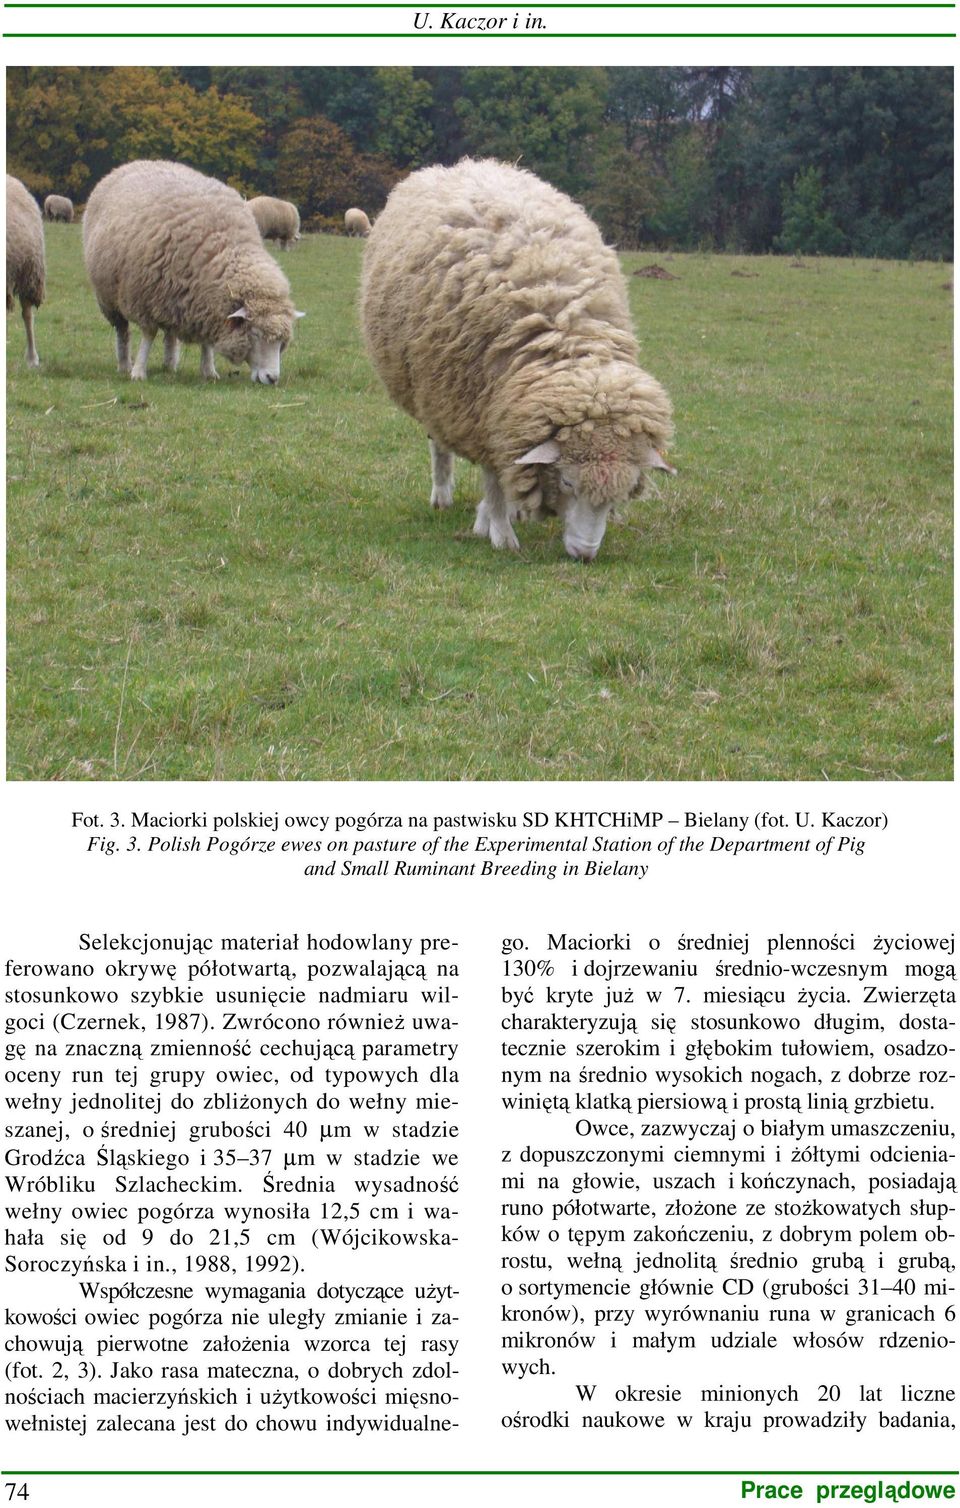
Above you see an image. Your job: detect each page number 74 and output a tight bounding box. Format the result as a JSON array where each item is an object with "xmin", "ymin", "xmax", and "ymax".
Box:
[{"xmin": 5, "ymin": 1486, "xmax": 29, "ymax": 1501}]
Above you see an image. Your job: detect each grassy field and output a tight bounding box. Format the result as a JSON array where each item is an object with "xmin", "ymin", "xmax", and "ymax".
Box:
[{"xmin": 6, "ymin": 225, "xmax": 953, "ymax": 781}]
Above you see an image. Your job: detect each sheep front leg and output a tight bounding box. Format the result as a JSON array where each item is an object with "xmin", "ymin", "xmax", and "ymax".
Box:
[
  {"xmin": 21, "ymin": 301, "xmax": 40, "ymax": 368},
  {"xmin": 200, "ymin": 344, "xmax": 219, "ymax": 381},
  {"xmin": 163, "ymin": 331, "xmax": 181, "ymax": 372},
  {"xmin": 114, "ymin": 318, "xmax": 131, "ymax": 377},
  {"xmin": 429, "ymin": 439, "xmax": 454, "ymax": 510},
  {"xmin": 130, "ymin": 326, "xmax": 156, "ymax": 381},
  {"xmin": 477, "ymin": 467, "xmax": 519, "ymax": 552}
]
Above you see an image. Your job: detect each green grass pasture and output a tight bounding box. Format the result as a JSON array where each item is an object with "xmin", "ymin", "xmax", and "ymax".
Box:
[{"xmin": 6, "ymin": 227, "xmax": 953, "ymax": 780}]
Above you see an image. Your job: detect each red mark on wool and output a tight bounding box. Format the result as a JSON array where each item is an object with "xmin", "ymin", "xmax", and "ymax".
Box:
[{"xmin": 592, "ymin": 456, "xmax": 615, "ymax": 489}]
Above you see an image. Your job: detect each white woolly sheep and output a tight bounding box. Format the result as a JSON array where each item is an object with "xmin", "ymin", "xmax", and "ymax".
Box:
[
  {"xmin": 344, "ymin": 207, "xmax": 372, "ymax": 238},
  {"xmin": 44, "ymin": 194, "xmax": 74, "ymax": 223},
  {"xmin": 83, "ymin": 160, "xmax": 304, "ymax": 384},
  {"xmin": 361, "ymin": 158, "xmax": 674, "ymax": 561},
  {"xmin": 248, "ymin": 195, "xmax": 301, "ymax": 251},
  {"xmin": 6, "ymin": 175, "xmax": 45, "ymax": 369}
]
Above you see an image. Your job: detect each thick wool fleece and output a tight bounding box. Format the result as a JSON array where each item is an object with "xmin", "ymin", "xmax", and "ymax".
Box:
[
  {"xmin": 248, "ymin": 196, "xmax": 300, "ymax": 247},
  {"xmin": 83, "ymin": 161, "xmax": 296, "ymax": 352},
  {"xmin": 360, "ymin": 158, "xmax": 672, "ymax": 513},
  {"xmin": 44, "ymin": 194, "xmax": 74, "ymax": 222},
  {"xmin": 6, "ymin": 175, "xmax": 45, "ymax": 312}
]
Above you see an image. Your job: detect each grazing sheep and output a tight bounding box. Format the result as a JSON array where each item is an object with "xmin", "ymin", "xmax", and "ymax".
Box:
[
  {"xmin": 6, "ymin": 175, "xmax": 45, "ymax": 369},
  {"xmin": 361, "ymin": 158, "xmax": 674, "ymax": 560},
  {"xmin": 248, "ymin": 195, "xmax": 301, "ymax": 251},
  {"xmin": 344, "ymin": 207, "xmax": 372, "ymax": 238},
  {"xmin": 43, "ymin": 194, "xmax": 74, "ymax": 223},
  {"xmin": 83, "ymin": 160, "xmax": 303, "ymax": 384}
]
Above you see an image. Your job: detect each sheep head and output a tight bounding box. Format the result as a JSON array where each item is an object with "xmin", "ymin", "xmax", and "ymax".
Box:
[
  {"xmin": 514, "ymin": 423, "xmax": 675, "ymax": 562},
  {"xmin": 216, "ymin": 302, "xmax": 304, "ymax": 385}
]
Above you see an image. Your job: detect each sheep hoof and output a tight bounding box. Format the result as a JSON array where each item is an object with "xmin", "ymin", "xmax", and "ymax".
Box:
[
  {"xmin": 489, "ymin": 523, "xmax": 520, "ymax": 552},
  {"xmin": 130, "ymin": 370, "xmax": 147, "ymax": 382},
  {"xmin": 430, "ymin": 487, "xmax": 453, "ymax": 510},
  {"xmin": 25, "ymin": 354, "xmax": 41, "ymax": 369}
]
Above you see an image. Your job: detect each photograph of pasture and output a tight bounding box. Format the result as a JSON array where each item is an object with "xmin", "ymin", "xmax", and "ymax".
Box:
[{"xmin": 6, "ymin": 67, "xmax": 953, "ymax": 781}]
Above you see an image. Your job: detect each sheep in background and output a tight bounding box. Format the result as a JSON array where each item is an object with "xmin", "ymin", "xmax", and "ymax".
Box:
[
  {"xmin": 248, "ymin": 195, "xmax": 301, "ymax": 251},
  {"xmin": 6, "ymin": 175, "xmax": 45, "ymax": 369},
  {"xmin": 83, "ymin": 160, "xmax": 303, "ymax": 384},
  {"xmin": 361, "ymin": 158, "xmax": 673, "ymax": 561},
  {"xmin": 344, "ymin": 207, "xmax": 372, "ymax": 238},
  {"xmin": 44, "ymin": 194, "xmax": 74, "ymax": 223}
]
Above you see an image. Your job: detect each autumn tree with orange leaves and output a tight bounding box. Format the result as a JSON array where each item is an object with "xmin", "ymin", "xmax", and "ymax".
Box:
[{"xmin": 7, "ymin": 67, "xmax": 263, "ymax": 202}]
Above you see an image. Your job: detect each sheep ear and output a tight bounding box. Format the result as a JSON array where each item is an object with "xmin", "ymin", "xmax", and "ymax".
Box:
[
  {"xmin": 294, "ymin": 310, "xmax": 306, "ymax": 319},
  {"xmin": 228, "ymin": 307, "xmax": 249, "ymax": 322},
  {"xmin": 645, "ymin": 448, "xmax": 677, "ymax": 475},
  {"xmin": 515, "ymin": 440, "xmax": 561, "ymax": 466}
]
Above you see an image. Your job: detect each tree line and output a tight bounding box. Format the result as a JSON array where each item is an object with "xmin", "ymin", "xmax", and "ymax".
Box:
[{"xmin": 6, "ymin": 66, "xmax": 952, "ymax": 258}]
